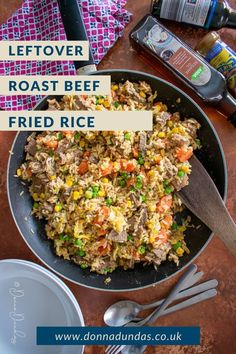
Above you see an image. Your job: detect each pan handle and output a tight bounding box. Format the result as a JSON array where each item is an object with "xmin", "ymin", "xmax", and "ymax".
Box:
[{"xmin": 57, "ymin": 0, "xmax": 97, "ymax": 74}]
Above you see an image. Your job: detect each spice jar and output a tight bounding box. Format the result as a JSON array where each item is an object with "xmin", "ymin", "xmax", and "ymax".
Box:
[{"xmin": 195, "ymin": 32, "xmax": 236, "ymax": 98}]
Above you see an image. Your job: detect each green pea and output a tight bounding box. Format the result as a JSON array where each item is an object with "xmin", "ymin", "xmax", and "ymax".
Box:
[
  {"xmin": 57, "ymin": 132, "xmax": 63, "ymax": 141},
  {"xmin": 165, "ymin": 186, "xmax": 174, "ymax": 195},
  {"xmin": 114, "ymin": 101, "xmax": 120, "ymax": 108},
  {"xmin": 80, "ymin": 263, "xmax": 88, "ymax": 269},
  {"xmin": 138, "ymin": 153, "xmax": 144, "ymax": 165},
  {"xmin": 138, "ymin": 245, "xmax": 146, "ymax": 254},
  {"xmin": 124, "ymin": 133, "xmax": 131, "ymax": 140},
  {"xmin": 59, "ymin": 234, "xmax": 71, "ymax": 242},
  {"xmin": 74, "ymin": 239, "xmax": 83, "ymax": 247},
  {"xmin": 127, "ymin": 234, "xmax": 134, "ymax": 241},
  {"xmin": 74, "ymin": 132, "xmax": 80, "ymax": 141},
  {"xmin": 172, "ymin": 241, "xmax": 182, "ymax": 251},
  {"xmin": 171, "ymin": 222, "xmax": 178, "ymax": 230},
  {"xmin": 195, "ymin": 139, "xmax": 201, "ymax": 147},
  {"xmin": 33, "ymin": 202, "xmax": 39, "ymax": 209},
  {"xmin": 178, "ymin": 171, "xmax": 185, "ymax": 178},
  {"xmin": 85, "ymin": 190, "xmax": 93, "ymax": 199},
  {"xmin": 77, "ymin": 250, "xmax": 85, "ymax": 257},
  {"xmin": 103, "ymin": 267, "xmax": 112, "ymax": 274},
  {"xmin": 92, "ymin": 185, "xmax": 100, "ymax": 197},
  {"xmin": 121, "ymin": 172, "xmax": 128, "ymax": 179},
  {"xmin": 105, "ymin": 198, "xmax": 113, "ymax": 206},
  {"xmin": 119, "ymin": 178, "xmax": 126, "ymax": 187},
  {"xmin": 163, "ymin": 180, "xmax": 169, "ymax": 188},
  {"xmin": 135, "ymin": 182, "xmax": 143, "ymax": 190},
  {"xmin": 140, "ymin": 195, "xmax": 146, "ymax": 202}
]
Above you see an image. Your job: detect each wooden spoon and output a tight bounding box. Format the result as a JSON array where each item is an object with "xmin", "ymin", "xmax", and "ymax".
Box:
[{"xmin": 178, "ymin": 155, "xmax": 236, "ymax": 258}]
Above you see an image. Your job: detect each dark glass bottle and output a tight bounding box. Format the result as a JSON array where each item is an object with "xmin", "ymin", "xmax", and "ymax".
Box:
[{"xmin": 151, "ymin": 0, "xmax": 236, "ymax": 29}]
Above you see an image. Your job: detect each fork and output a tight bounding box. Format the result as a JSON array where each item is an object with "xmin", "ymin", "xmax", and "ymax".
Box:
[
  {"xmin": 106, "ymin": 288, "xmax": 217, "ymax": 354},
  {"xmin": 105, "ymin": 264, "xmax": 197, "ymax": 354}
]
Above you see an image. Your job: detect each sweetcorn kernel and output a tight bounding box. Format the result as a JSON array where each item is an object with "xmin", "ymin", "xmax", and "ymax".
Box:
[
  {"xmin": 73, "ymin": 190, "xmax": 82, "ymax": 201},
  {"xmin": 102, "ymin": 178, "xmax": 109, "ymax": 183},
  {"xmin": 32, "ymin": 193, "xmax": 39, "ymax": 201},
  {"xmin": 112, "ymin": 85, "xmax": 118, "ymax": 91},
  {"xmin": 95, "ymin": 105, "xmax": 103, "ymax": 111},
  {"xmin": 139, "ymin": 91, "xmax": 146, "ymax": 98},
  {"xmin": 17, "ymin": 169, "xmax": 22, "ymax": 177},
  {"xmin": 149, "ymin": 235, "xmax": 156, "ymax": 244},
  {"xmin": 147, "ymin": 221, "xmax": 154, "ymax": 229},
  {"xmin": 103, "ymin": 101, "xmax": 110, "ymax": 108},
  {"xmin": 147, "ymin": 203, "xmax": 156, "ymax": 212},
  {"xmin": 40, "ymin": 193, "xmax": 45, "ymax": 199},
  {"xmin": 147, "ymin": 170, "xmax": 155, "ymax": 178},
  {"xmin": 66, "ymin": 176, "xmax": 73, "ymax": 187},
  {"xmin": 54, "ymin": 204, "xmax": 62, "ymax": 212},
  {"xmin": 182, "ymin": 165, "xmax": 190, "ymax": 173},
  {"xmin": 178, "ymin": 226, "xmax": 186, "ymax": 232},
  {"xmin": 176, "ymin": 247, "xmax": 184, "ymax": 256},
  {"xmin": 167, "ymin": 120, "xmax": 173, "ymax": 127},
  {"xmin": 79, "ymin": 140, "xmax": 85, "ymax": 148},
  {"xmin": 144, "ymin": 162, "xmax": 150, "ymax": 169},
  {"xmin": 50, "ymin": 175, "xmax": 56, "ymax": 181},
  {"xmin": 172, "ymin": 127, "xmax": 179, "ymax": 134},
  {"xmin": 154, "ymin": 104, "xmax": 161, "ymax": 112},
  {"xmin": 126, "ymin": 200, "xmax": 132, "ymax": 208},
  {"xmin": 98, "ymin": 98, "xmax": 104, "ymax": 104},
  {"xmin": 98, "ymin": 190, "xmax": 105, "ymax": 197},
  {"xmin": 158, "ymin": 132, "xmax": 166, "ymax": 138},
  {"xmin": 160, "ymin": 149, "xmax": 165, "ymax": 157}
]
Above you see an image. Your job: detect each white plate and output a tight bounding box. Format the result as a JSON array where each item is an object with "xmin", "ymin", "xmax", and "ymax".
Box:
[{"xmin": 0, "ymin": 259, "xmax": 84, "ymax": 354}]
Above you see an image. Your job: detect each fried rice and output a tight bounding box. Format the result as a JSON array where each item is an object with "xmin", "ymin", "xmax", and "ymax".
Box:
[{"xmin": 18, "ymin": 81, "xmax": 201, "ymax": 275}]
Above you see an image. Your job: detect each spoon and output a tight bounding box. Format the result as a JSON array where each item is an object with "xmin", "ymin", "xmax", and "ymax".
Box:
[
  {"xmin": 104, "ymin": 269, "xmax": 203, "ymax": 327},
  {"xmin": 178, "ymin": 155, "xmax": 236, "ymax": 258}
]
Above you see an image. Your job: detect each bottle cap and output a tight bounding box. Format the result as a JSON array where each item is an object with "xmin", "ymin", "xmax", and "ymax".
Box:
[{"xmin": 195, "ymin": 32, "xmax": 220, "ymax": 56}]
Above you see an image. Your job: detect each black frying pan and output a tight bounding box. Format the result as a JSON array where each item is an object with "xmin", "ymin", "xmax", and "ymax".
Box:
[
  {"xmin": 7, "ymin": 70, "xmax": 227, "ymax": 291},
  {"xmin": 7, "ymin": 1, "xmax": 227, "ymax": 291}
]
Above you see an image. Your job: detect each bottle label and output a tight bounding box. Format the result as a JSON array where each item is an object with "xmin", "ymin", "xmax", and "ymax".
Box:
[
  {"xmin": 142, "ymin": 20, "xmax": 211, "ymax": 86},
  {"xmin": 205, "ymin": 42, "xmax": 236, "ymax": 95},
  {"xmin": 160, "ymin": 0, "xmax": 212, "ymax": 27}
]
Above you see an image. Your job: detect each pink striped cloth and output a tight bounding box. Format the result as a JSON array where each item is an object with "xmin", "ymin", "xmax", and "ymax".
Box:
[{"xmin": 0, "ymin": 0, "xmax": 131, "ymax": 110}]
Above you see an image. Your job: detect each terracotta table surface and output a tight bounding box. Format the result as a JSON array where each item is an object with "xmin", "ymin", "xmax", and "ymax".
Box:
[{"xmin": 0, "ymin": 1, "xmax": 236, "ymax": 354}]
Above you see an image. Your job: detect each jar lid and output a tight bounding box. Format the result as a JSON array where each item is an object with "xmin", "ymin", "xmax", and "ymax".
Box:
[{"xmin": 195, "ymin": 32, "xmax": 220, "ymax": 56}]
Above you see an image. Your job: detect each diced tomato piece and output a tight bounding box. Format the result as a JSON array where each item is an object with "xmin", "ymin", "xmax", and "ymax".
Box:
[
  {"xmin": 78, "ymin": 160, "xmax": 89, "ymax": 175},
  {"xmin": 127, "ymin": 177, "xmax": 135, "ymax": 187},
  {"xmin": 83, "ymin": 151, "xmax": 91, "ymax": 159},
  {"xmin": 100, "ymin": 161, "xmax": 113, "ymax": 176},
  {"xmin": 98, "ymin": 228, "xmax": 108, "ymax": 236},
  {"xmin": 176, "ymin": 147, "xmax": 193, "ymax": 162},
  {"xmin": 120, "ymin": 160, "xmax": 136, "ymax": 173},
  {"xmin": 101, "ymin": 206, "xmax": 110, "ymax": 218},
  {"xmin": 44, "ymin": 140, "xmax": 58, "ymax": 150},
  {"xmin": 161, "ymin": 214, "xmax": 173, "ymax": 230},
  {"xmin": 155, "ymin": 155, "xmax": 162, "ymax": 164},
  {"xmin": 157, "ymin": 195, "xmax": 173, "ymax": 213},
  {"xmin": 93, "ymin": 206, "xmax": 110, "ymax": 226},
  {"xmin": 63, "ymin": 131, "xmax": 74, "ymax": 137},
  {"xmin": 132, "ymin": 147, "xmax": 139, "ymax": 158},
  {"xmin": 126, "ymin": 162, "xmax": 136, "ymax": 172},
  {"xmin": 156, "ymin": 229, "xmax": 169, "ymax": 243}
]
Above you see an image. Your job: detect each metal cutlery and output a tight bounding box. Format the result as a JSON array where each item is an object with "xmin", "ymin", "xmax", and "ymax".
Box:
[{"xmin": 104, "ymin": 278, "xmax": 217, "ymax": 327}]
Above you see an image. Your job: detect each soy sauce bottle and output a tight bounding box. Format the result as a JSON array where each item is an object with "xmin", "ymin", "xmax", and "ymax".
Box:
[
  {"xmin": 130, "ymin": 15, "xmax": 236, "ymax": 126},
  {"xmin": 151, "ymin": 0, "xmax": 236, "ymax": 29}
]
